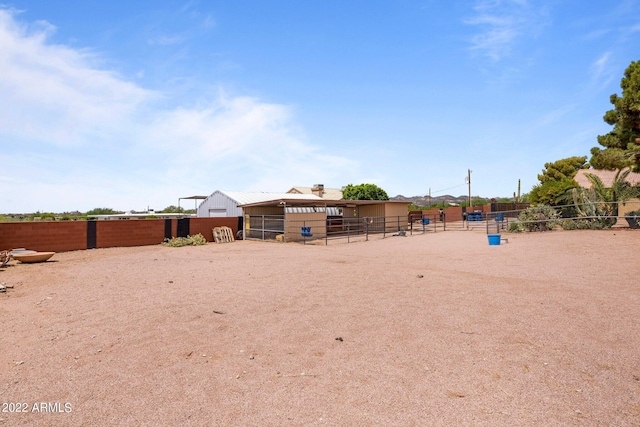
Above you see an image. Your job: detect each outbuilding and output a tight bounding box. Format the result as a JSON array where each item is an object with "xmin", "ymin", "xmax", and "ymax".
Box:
[
  {"xmin": 240, "ymin": 198, "xmax": 410, "ymax": 242},
  {"xmin": 196, "ymin": 191, "xmax": 324, "ymax": 218}
]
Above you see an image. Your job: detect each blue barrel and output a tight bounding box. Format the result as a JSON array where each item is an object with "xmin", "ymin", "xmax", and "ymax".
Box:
[
  {"xmin": 488, "ymin": 234, "xmax": 501, "ymax": 245},
  {"xmin": 422, "ymin": 218, "xmax": 430, "ymax": 225},
  {"xmin": 469, "ymin": 212, "xmax": 482, "ymax": 221},
  {"xmin": 496, "ymin": 213, "xmax": 504, "ymax": 221}
]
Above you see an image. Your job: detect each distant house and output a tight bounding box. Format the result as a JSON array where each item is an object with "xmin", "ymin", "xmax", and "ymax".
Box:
[
  {"xmin": 573, "ymin": 168, "xmax": 640, "ymax": 188},
  {"xmin": 573, "ymin": 168, "xmax": 640, "ymax": 217},
  {"xmin": 287, "ymin": 184, "xmax": 343, "ymax": 200}
]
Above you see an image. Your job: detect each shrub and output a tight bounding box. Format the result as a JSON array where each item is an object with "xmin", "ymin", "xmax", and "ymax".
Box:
[
  {"xmin": 162, "ymin": 234, "xmax": 208, "ymax": 247},
  {"xmin": 508, "ymin": 222, "xmax": 524, "ymax": 233},
  {"xmin": 508, "ymin": 205, "xmax": 560, "ymax": 232},
  {"xmin": 560, "ymin": 219, "xmax": 597, "ymax": 230}
]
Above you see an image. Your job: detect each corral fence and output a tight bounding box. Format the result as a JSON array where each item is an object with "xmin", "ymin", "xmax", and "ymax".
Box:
[
  {"xmin": 245, "ymin": 200, "xmax": 640, "ymax": 244},
  {"xmin": 483, "ymin": 210, "xmax": 529, "ymax": 234},
  {"xmin": 478, "ymin": 200, "xmax": 640, "ymax": 234},
  {"xmin": 245, "ymin": 213, "xmax": 444, "ymax": 244},
  {"xmin": 244, "ymin": 215, "xmax": 285, "ymax": 241}
]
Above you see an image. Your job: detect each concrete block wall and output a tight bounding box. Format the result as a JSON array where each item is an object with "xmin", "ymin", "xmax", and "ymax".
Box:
[
  {"xmin": 189, "ymin": 217, "xmax": 238, "ymax": 241},
  {"xmin": 95, "ymin": 220, "xmax": 167, "ymax": 249},
  {"xmin": 0, "ymin": 218, "xmax": 240, "ymax": 253},
  {"xmin": 0, "ymin": 221, "xmax": 87, "ymax": 252}
]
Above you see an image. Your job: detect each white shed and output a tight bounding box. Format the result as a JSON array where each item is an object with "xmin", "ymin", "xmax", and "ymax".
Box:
[{"xmin": 197, "ymin": 191, "xmax": 324, "ymax": 217}]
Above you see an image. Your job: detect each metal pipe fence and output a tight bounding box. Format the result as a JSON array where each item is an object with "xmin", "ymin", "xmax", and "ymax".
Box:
[
  {"xmin": 244, "ymin": 201, "xmax": 639, "ymax": 243},
  {"xmin": 244, "ymin": 215, "xmax": 285, "ymax": 241},
  {"xmin": 482, "ymin": 201, "xmax": 640, "ymax": 233},
  {"xmin": 245, "ymin": 213, "xmax": 448, "ymax": 245}
]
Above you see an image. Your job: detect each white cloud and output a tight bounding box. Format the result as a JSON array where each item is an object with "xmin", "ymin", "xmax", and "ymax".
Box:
[
  {"xmin": 0, "ymin": 9, "xmax": 153, "ymax": 148},
  {"xmin": 465, "ymin": 0, "xmax": 547, "ymax": 62},
  {"xmin": 534, "ymin": 104, "xmax": 578, "ymax": 128},
  {"xmin": 589, "ymin": 52, "xmax": 617, "ymax": 90},
  {"xmin": 144, "ymin": 94, "xmax": 358, "ymax": 192},
  {"xmin": 0, "ymin": 9, "xmax": 357, "ymax": 212},
  {"xmin": 591, "ymin": 52, "xmax": 611, "ymax": 80}
]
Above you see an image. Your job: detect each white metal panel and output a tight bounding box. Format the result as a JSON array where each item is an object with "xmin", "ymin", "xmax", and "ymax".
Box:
[
  {"xmin": 285, "ymin": 207, "xmax": 327, "ymax": 213},
  {"xmin": 197, "ymin": 190, "xmax": 243, "ymax": 217},
  {"xmin": 197, "ymin": 191, "xmax": 324, "ymax": 217}
]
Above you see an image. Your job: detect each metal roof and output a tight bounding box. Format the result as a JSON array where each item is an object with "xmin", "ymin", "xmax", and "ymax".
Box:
[
  {"xmin": 221, "ymin": 191, "xmax": 324, "ymax": 206},
  {"xmin": 239, "ymin": 198, "xmax": 408, "ymax": 208}
]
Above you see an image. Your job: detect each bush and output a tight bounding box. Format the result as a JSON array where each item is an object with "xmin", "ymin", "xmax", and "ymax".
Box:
[
  {"xmin": 508, "ymin": 205, "xmax": 560, "ymax": 232},
  {"xmin": 508, "ymin": 222, "xmax": 524, "ymax": 233},
  {"xmin": 162, "ymin": 234, "xmax": 208, "ymax": 247},
  {"xmin": 560, "ymin": 219, "xmax": 598, "ymax": 230}
]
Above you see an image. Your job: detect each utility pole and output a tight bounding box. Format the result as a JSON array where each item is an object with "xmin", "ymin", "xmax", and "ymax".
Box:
[
  {"xmin": 466, "ymin": 169, "xmax": 472, "ymax": 210},
  {"xmin": 428, "ymin": 187, "xmax": 431, "ymax": 209}
]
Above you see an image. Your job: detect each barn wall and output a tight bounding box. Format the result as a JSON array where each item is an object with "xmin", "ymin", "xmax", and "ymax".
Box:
[
  {"xmin": 197, "ymin": 191, "xmax": 242, "ymax": 217},
  {"xmin": 244, "ymin": 207, "xmax": 283, "ymax": 216},
  {"xmin": 358, "ymin": 204, "xmax": 385, "ymax": 218},
  {"xmin": 384, "ymin": 203, "xmax": 409, "ymax": 218}
]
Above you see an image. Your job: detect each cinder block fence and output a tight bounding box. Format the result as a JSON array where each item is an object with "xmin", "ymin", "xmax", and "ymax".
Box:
[{"xmin": 0, "ymin": 217, "xmax": 239, "ymax": 253}]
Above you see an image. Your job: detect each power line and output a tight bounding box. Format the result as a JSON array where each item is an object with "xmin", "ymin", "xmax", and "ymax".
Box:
[{"xmin": 430, "ymin": 183, "xmax": 467, "ymax": 195}]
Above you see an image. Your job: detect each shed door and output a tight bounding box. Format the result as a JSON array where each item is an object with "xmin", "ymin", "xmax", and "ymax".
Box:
[{"xmin": 208, "ymin": 209, "xmax": 226, "ymax": 217}]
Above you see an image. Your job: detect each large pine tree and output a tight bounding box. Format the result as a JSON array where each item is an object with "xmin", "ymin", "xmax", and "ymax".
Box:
[{"xmin": 590, "ymin": 60, "xmax": 640, "ymax": 171}]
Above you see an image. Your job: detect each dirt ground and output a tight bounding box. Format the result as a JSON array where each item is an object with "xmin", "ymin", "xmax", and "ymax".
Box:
[{"xmin": 0, "ymin": 229, "xmax": 639, "ymax": 426}]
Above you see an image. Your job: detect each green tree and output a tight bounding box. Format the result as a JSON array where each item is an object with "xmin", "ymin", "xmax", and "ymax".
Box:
[
  {"xmin": 529, "ymin": 156, "xmax": 588, "ymax": 206},
  {"xmin": 537, "ymin": 156, "xmax": 588, "ymax": 183},
  {"xmin": 530, "ymin": 179, "xmax": 578, "ymax": 206},
  {"xmin": 85, "ymin": 208, "xmax": 121, "ymax": 215},
  {"xmin": 342, "ymin": 183, "xmax": 389, "ymax": 200},
  {"xmin": 160, "ymin": 205, "xmax": 185, "ymax": 213},
  {"xmin": 590, "ymin": 60, "xmax": 640, "ymax": 171}
]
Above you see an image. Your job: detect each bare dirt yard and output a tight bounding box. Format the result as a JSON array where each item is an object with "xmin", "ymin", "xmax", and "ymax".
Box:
[{"xmin": 1, "ymin": 229, "xmax": 639, "ymax": 426}]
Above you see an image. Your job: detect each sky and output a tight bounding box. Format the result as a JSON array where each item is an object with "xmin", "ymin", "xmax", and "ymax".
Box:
[{"xmin": 1, "ymin": 1, "xmax": 639, "ymax": 213}]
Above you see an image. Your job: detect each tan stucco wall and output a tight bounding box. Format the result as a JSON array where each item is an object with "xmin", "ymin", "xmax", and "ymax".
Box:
[
  {"xmin": 619, "ymin": 199, "xmax": 640, "ymax": 216},
  {"xmin": 384, "ymin": 203, "xmax": 410, "ymax": 218},
  {"xmin": 358, "ymin": 204, "xmax": 385, "ymax": 218}
]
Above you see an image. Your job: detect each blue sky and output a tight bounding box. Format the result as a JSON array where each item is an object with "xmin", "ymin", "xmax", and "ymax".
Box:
[{"xmin": 1, "ymin": 1, "xmax": 639, "ymax": 212}]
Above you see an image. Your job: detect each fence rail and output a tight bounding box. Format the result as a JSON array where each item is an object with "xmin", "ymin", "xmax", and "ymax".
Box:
[
  {"xmin": 245, "ymin": 200, "xmax": 640, "ymax": 243},
  {"xmin": 245, "ymin": 213, "xmax": 448, "ymax": 244},
  {"xmin": 481, "ymin": 201, "xmax": 640, "ymax": 233}
]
